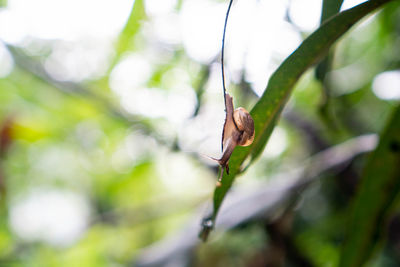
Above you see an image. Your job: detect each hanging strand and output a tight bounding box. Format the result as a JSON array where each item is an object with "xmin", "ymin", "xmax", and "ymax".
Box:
[{"xmin": 221, "ymin": 0, "xmax": 234, "ymax": 107}]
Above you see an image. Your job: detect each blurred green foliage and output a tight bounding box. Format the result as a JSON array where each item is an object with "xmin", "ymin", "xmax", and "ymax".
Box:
[
  {"xmin": 208, "ymin": 0, "xmax": 394, "ymax": 233},
  {"xmin": 0, "ymin": 0, "xmax": 400, "ymax": 267}
]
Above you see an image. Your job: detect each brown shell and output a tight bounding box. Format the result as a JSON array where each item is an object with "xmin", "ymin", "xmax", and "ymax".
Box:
[{"xmin": 233, "ymin": 107, "xmax": 255, "ymax": 146}]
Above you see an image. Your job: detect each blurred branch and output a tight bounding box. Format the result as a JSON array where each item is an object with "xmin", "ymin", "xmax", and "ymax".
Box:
[
  {"xmin": 6, "ymin": 44, "xmax": 136, "ymax": 123},
  {"xmin": 134, "ymin": 134, "xmax": 377, "ymax": 267},
  {"xmin": 192, "ymin": 64, "xmax": 210, "ymax": 117}
]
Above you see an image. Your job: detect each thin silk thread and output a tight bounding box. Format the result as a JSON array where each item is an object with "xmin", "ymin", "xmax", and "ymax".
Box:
[{"xmin": 221, "ymin": 0, "xmax": 234, "ymax": 109}]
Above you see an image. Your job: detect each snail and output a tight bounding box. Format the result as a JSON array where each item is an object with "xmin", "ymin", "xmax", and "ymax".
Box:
[
  {"xmin": 213, "ymin": 93, "xmax": 255, "ymax": 187},
  {"xmin": 210, "ymin": 0, "xmax": 254, "ymax": 187}
]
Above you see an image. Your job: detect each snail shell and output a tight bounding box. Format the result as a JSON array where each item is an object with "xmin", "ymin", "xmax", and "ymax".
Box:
[{"xmin": 233, "ymin": 107, "xmax": 255, "ymax": 147}]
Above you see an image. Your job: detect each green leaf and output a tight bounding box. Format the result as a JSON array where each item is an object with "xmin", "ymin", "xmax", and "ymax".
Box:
[
  {"xmin": 316, "ymin": 0, "xmax": 344, "ymax": 128},
  {"xmin": 320, "ymin": 0, "xmax": 345, "ymax": 23},
  {"xmin": 340, "ymin": 104, "xmax": 400, "ymax": 267},
  {"xmin": 316, "ymin": 0, "xmax": 344, "ymax": 81},
  {"xmin": 113, "ymin": 0, "xmax": 146, "ymax": 65},
  {"xmin": 201, "ymin": 0, "xmax": 394, "ymax": 240}
]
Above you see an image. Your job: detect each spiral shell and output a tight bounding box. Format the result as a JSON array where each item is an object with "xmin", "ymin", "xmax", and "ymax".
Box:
[{"xmin": 233, "ymin": 107, "xmax": 255, "ymax": 146}]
